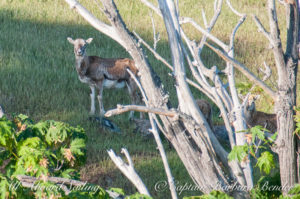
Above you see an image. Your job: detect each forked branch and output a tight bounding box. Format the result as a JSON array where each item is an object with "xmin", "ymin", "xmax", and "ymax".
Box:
[{"xmin": 107, "ymin": 148, "xmax": 151, "ymax": 196}]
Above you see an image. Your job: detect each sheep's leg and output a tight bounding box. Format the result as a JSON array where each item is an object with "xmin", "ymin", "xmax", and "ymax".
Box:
[
  {"xmin": 89, "ymin": 85, "xmax": 96, "ymax": 115},
  {"xmin": 97, "ymin": 82, "xmax": 105, "ymax": 117},
  {"xmin": 126, "ymin": 81, "xmax": 135, "ymax": 120}
]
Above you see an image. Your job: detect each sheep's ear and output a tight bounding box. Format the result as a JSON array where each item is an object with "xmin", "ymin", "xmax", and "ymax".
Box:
[
  {"xmin": 86, "ymin": 38, "xmax": 93, "ymax": 44},
  {"xmin": 67, "ymin": 37, "xmax": 74, "ymax": 44}
]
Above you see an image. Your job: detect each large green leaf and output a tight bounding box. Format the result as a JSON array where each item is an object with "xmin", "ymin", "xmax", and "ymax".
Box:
[
  {"xmin": 228, "ymin": 144, "xmax": 249, "ymax": 163},
  {"xmin": 256, "ymin": 151, "xmax": 275, "ymax": 174}
]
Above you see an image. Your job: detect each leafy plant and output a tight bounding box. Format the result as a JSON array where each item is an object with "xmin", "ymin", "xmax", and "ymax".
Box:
[
  {"xmin": 250, "ymin": 174, "xmax": 281, "ymax": 199},
  {"xmin": 228, "ymin": 125, "xmax": 277, "ymax": 175},
  {"xmin": 0, "ymin": 114, "xmax": 157, "ymax": 198},
  {"xmin": 0, "ymin": 114, "xmax": 99, "ymax": 198},
  {"xmin": 183, "ymin": 190, "xmax": 233, "ymax": 199}
]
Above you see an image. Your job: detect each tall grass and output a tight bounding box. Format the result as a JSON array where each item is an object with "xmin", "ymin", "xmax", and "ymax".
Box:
[{"xmin": 0, "ymin": 0, "xmax": 298, "ymax": 198}]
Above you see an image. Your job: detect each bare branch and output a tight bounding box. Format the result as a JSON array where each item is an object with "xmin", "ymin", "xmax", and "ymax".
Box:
[
  {"xmin": 17, "ymin": 175, "xmax": 85, "ymax": 186},
  {"xmin": 229, "ymin": 14, "xmax": 246, "ymax": 52},
  {"xmin": 133, "ymin": 31, "xmax": 215, "ymax": 101},
  {"xmin": 260, "ymin": 61, "xmax": 272, "ymax": 81},
  {"xmin": 64, "ymin": 0, "xmax": 126, "ymax": 48},
  {"xmin": 150, "ymin": 12, "xmax": 160, "ymax": 50},
  {"xmin": 105, "ymin": 104, "xmax": 176, "ymax": 118},
  {"xmin": 267, "ymin": 0, "xmax": 286, "ymax": 72},
  {"xmin": 202, "ymin": 9, "xmax": 208, "ymax": 28},
  {"xmin": 107, "ymin": 149, "xmax": 151, "ymax": 196},
  {"xmin": 140, "ymin": 0, "xmax": 162, "ymax": 17},
  {"xmin": 226, "ymin": 0, "xmax": 244, "ymax": 17},
  {"xmin": 205, "ymin": 42, "xmax": 277, "ymax": 99},
  {"xmin": 121, "ymin": 148, "xmax": 134, "ymax": 168},
  {"xmin": 252, "ymin": 15, "xmax": 274, "ymax": 45},
  {"xmin": 133, "ymin": 31, "xmax": 172, "ymax": 70},
  {"xmin": 180, "ymin": 17, "xmax": 228, "ymax": 51}
]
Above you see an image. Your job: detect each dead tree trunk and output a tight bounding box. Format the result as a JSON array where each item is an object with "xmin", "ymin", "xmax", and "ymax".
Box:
[{"xmin": 268, "ymin": 0, "xmax": 299, "ymax": 193}]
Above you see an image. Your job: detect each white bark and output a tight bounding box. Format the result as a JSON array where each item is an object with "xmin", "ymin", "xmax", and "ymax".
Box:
[
  {"xmin": 107, "ymin": 148, "xmax": 151, "ymax": 196},
  {"xmin": 0, "ymin": 105, "xmax": 4, "ymax": 118},
  {"xmin": 126, "ymin": 69, "xmax": 178, "ymax": 199}
]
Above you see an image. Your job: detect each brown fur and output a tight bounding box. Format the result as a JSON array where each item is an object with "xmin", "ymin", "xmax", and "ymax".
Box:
[
  {"xmin": 196, "ymin": 99, "xmax": 214, "ymax": 130},
  {"xmin": 244, "ymin": 95, "xmax": 277, "ymax": 133},
  {"xmin": 78, "ymin": 56, "xmax": 138, "ymax": 82}
]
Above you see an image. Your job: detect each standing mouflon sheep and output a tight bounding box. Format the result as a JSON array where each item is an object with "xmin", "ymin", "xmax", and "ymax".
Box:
[
  {"xmin": 67, "ymin": 37, "xmax": 141, "ymax": 119},
  {"xmin": 244, "ymin": 95, "xmax": 277, "ymax": 133}
]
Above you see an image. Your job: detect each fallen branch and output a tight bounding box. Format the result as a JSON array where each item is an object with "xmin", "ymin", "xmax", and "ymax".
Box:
[
  {"xmin": 104, "ymin": 104, "xmax": 176, "ymax": 118},
  {"xmin": 16, "ymin": 175, "xmax": 122, "ymax": 198}
]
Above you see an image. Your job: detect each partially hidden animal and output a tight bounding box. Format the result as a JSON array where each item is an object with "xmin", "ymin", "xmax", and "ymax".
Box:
[
  {"xmin": 196, "ymin": 99, "xmax": 214, "ymax": 130},
  {"xmin": 244, "ymin": 95, "xmax": 277, "ymax": 133},
  {"xmin": 67, "ymin": 37, "xmax": 141, "ymax": 119}
]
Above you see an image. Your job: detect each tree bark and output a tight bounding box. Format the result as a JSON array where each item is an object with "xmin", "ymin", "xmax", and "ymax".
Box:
[{"xmin": 269, "ymin": 0, "xmax": 299, "ymax": 194}]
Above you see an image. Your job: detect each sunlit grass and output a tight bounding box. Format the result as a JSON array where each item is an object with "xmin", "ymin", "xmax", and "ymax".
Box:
[{"xmin": 0, "ymin": 0, "xmax": 298, "ymax": 198}]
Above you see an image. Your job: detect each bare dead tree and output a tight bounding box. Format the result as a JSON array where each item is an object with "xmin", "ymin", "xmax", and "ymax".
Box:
[{"xmin": 63, "ymin": 0, "xmax": 299, "ymax": 197}]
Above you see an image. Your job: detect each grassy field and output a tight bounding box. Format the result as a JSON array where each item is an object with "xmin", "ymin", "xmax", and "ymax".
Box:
[{"xmin": 0, "ymin": 0, "xmax": 298, "ymax": 198}]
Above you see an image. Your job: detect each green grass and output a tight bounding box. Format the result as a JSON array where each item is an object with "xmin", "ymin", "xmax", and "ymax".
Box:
[{"xmin": 0, "ymin": 0, "xmax": 299, "ymax": 198}]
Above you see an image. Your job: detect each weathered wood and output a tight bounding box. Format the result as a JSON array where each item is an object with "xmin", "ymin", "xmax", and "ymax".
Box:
[
  {"xmin": 268, "ymin": 0, "xmax": 299, "ymax": 194},
  {"xmin": 105, "ymin": 104, "xmax": 176, "ymax": 118},
  {"xmin": 107, "ymin": 149, "xmax": 151, "ymax": 197},
  {"xmin": 17, "ymin": 175, "xmax": 122, "ymax": 198},
  {"xmin": 126, "ymin": 68, "xmax": 178, "ymax": 198}
]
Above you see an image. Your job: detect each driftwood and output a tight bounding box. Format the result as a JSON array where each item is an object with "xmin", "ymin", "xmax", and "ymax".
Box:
[{"xmin": 16, "ymin": 175, "xmax": 123, "ymax": 198}]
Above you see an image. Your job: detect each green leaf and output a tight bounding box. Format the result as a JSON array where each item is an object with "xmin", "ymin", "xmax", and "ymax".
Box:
[
  {"xmin": 0, "ymin": 176, "xmax": 9, "ymax": 199},
  {"xmin": 70, "ymin": 138, "xmax": 85, "ymax": 156},
  {"xmin": 288, "ymin": 184, "xmax": 300, "ymax": 195},
  {"xmin": 109, "ymin": 187, "xmax": 125, "ymax": 195},
  {"xmin": 32, "ymin": 121, "xmax": 49, "ymax": 136},
  {"xmin": 0, "ymin": 119, "xmax": 15, "ymax": 147},
  {"xmin": 250, "ymin": 125, "xmax": 266, "ymax": 142},
  {"xmin": 17, "ymin": 137, "xmax": 42, "ymax": 156},
  {"xmin": 184, "ymin": 191, "xmax": 233, "ymax": 199},
  {"xmin": 270, "ymin": 132, "xmax": 278, "ymax": 142},
  {"xmin": 256, "ymin": 151, "xmax": 275, "ymax": 174},
  {"xmin": 45, "ymin": 122, "xmax": 65, "ymax": 145},
  {"xmin": 60, "ymin": 169, "xmax": 76, "ymax": 179},
  {"xmin": 126, "ymin": 193, "xmax": 153, "ymax": 199},
  {"xmin": 228, "ymin": 144, "xmax": 249, "ymax": 162}
]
